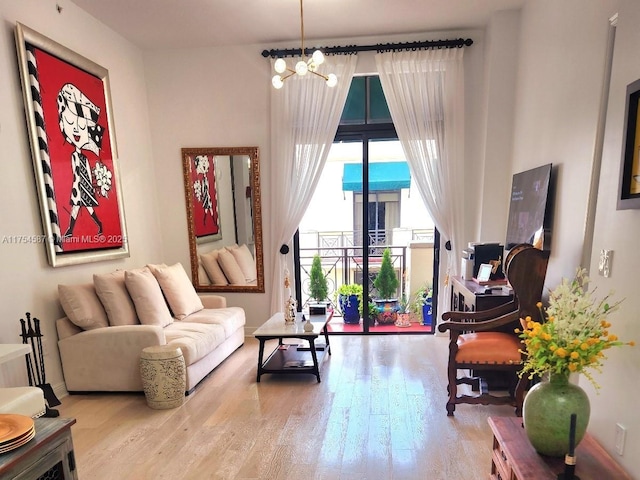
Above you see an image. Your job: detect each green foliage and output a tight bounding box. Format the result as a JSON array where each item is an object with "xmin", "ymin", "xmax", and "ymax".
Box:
[
  {"xmin": 336, "ymin": 283, "xmax": 364, "ymax": 317},
  {"xmin": 309, "ymin": 255, "xmax": 328, "ymax": 302},
  {"xmin": 337, "ymin": 283, "xmax": 363, "ymax": 297},
  {"xmin": 373, "ymin": 247, "xmax": 399, "ymax": 299},
  {"xmin": 409, "ymin": 283, "xmax": 432, "ymax": 317}
]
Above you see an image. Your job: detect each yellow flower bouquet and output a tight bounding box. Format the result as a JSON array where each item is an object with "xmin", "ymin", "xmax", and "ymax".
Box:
[{"xmin": 518, "ymin": 268, "xmax": 634, "ymax": 389}]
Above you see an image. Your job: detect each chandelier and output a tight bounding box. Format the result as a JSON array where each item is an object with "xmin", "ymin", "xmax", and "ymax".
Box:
[{"xmin": 271, "ymin": 0, "xmax": 337, "ymax": 89}]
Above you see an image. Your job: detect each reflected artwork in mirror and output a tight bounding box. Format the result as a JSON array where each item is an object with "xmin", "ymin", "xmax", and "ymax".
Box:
[{"xmin": 182, "ymin": 147, "xmax": 264, "ymax": 293}]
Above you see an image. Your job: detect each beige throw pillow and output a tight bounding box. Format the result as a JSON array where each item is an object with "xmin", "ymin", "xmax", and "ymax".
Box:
[
  {"xmin": 93, "ymin": 271, "xmax": 139, "ymax": 326},
  {"xmin": 148, "ymin": 262, "xmax": 204, "ymax": 320},
  {"xmin": 228, "ymin": 244, "xmax": 257, "ymax": 283},
  {"xmin": 200, "ymin": 250, "xmax": 229, "ymax": 286},
  {"xmin": 58, "ymin": 283, "xmax": 109, "ymax": 330},
  {"xmin": 124, "ymin": 267, "xmax": 173, "ymax": 327},
  {"xmin": 217, "ymin": 249, "xmax": 247, "ymax": 285}
]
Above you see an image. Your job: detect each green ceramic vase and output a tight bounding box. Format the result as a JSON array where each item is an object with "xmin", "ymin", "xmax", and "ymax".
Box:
[{"xmin": 522, "ymin": 373, "xmax": 590, "ymax": 457}]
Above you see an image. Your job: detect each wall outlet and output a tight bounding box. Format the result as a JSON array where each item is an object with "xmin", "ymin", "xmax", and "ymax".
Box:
[{"xmin": 615, "ymin": 423, "xmax": 626, "ymax": 456}]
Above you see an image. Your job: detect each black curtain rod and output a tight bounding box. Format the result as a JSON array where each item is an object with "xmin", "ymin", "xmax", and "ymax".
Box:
[{"xmin": 261, "ymin": 38, "xmax": 473, "ymax": 58}]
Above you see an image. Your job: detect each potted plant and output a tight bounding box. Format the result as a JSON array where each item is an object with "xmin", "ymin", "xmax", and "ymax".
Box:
[
  {"xmin": 395, "ymin": 293, "xmax": 412, "ymax": 327},
  {"xmin": 309, "ymin": 254, "xmax": 329, "ymax": 313},
  {"xmin": 373, "ymin": 247, "xmax": 400, "ymax": 324},
  {"xmin": 410, "ymin": 283, "xmax": 433, "ymax": 326},
  {"xmin": 336, "ymin": 283, "xmax": 363, "ymax": 324}
]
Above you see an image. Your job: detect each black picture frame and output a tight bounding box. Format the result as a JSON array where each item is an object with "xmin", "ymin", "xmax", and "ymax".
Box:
[{"xmin": 617, "ymin": 78, "xmax": 640, "ymax": 210}]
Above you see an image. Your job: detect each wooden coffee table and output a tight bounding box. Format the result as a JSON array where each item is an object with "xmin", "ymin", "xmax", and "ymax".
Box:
[{"xmin": 253, "ymin": 311, "xmax": 332, "ymax": 383}]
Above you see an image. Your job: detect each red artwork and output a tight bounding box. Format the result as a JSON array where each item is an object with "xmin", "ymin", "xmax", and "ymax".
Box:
[
  {"xmin": 187, "ymin": 154, "xmax": 221, "ymax": 238},
  {"xmin": 34, "ymin": 47, "xmax": 123, "ymax": 252}
]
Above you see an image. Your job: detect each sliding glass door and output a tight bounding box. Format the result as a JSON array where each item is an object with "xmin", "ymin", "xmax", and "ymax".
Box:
[{"xmin": 296, "ymin": 76, "xmax": 437, "ymax": 333}]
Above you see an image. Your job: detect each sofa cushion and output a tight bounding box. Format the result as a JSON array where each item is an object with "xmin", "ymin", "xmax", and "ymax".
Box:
[
  {"xmin": 148, "ymin": 262, "xmax": 204, "ymax": 320},
  {"xmin": 93, "ymin": 271, "xmax": 139, "ymax": 326},
  {"xmin": 200, "ymin": 250, "xmax": 229, "ymax": 286},
  {"xmin": 163, "ymin": 322, "xmax": 226, "ymax": 365},
  {"xmin": 124, "ymin": 267, "xmax": 173, "ymax": 327},
  {"xmin": 58, "ymin": 283, "xmax": 109, "ymax": 330},
  {"xmin": 217, "ymin": 249, "xmax": 246, "ymax": 285},
  {"xmin": 228, "ymin": 244, "xmax": 257, "ymax": 283},
  {"xmin": 180, "ymin": 307, "xmax": 246, "ymax": 338}
]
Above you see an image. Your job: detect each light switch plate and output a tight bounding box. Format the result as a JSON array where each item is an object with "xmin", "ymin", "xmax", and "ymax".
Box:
[{"xmin": 599, "ymin": 250, "xmax": 613, "ymax": 277}]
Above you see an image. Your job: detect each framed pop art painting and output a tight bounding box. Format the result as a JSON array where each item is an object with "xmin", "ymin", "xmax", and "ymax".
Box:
[
  {"xmin": 181, "ymin": 148, "xmax": 222, "ymax": 243},
  {"xmin": 15, "ymin": 23, "xmax": 129, "ymax": 266}
]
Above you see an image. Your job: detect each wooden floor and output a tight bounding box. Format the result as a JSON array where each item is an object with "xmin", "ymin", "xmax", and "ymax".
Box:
[{"xmin": 58, "ymin": 335, "xmax": 519, "ymax": 480}]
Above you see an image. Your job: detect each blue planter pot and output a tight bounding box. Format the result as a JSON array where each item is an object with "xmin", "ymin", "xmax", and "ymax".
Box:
[
  {"xmin": 422, "ymin": 297, "xmax": 433, "ymax": 326},
  {"xmin": 339, "ymin": 294, "xmax": 360, "ymax": 324}
]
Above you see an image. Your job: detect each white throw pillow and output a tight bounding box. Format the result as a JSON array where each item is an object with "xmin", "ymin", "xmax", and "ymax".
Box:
[
  {"xmin": 200, "ymin": 250, "xmax": 229, "ymax": 286},
  {"xmin": 93, "ymin": 271, "xmax": 139, "ymax": 326},
  {"xmin": 148, "ymin": 262, "xmax": 204, "ymax": 320},
  {"xmin": 217, "ymin": 249, "xmax": 247, "ymax": 285},
  {"xmin": 228, "ymin": 244, "xmax": 257, "ymax": 283},
  {"xmin": 58, "ymin": 283, "xmax": 109, "ymax": 330},
  {"xmin": 124, "ymin": 267, "xmax": 173, "ymax": 327}
]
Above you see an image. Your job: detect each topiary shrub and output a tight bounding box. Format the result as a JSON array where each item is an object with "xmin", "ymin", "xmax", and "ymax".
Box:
[
  {"xmin": 309, "ymin": 255, "xmax": 328, "ymax": 302},
  {"xmin": 373, "ymin": 247, "xmax": 399, "ymax": 300}
]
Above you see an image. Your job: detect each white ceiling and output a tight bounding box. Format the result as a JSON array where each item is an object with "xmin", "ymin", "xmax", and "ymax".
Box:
[{"xmin": 68, "ymin": 0, "xmax": 525, "ymax": 51}]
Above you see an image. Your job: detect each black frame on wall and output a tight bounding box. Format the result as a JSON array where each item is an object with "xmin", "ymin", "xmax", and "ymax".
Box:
[{"xmin": 617, "ymin": 78, "xmax": 640, "ymax": 210}]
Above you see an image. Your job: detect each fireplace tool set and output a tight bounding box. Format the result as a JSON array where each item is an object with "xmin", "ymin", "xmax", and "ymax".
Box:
[{"xmin": 19, "ymin": 312, "xmax": 61, "ymax": 417}]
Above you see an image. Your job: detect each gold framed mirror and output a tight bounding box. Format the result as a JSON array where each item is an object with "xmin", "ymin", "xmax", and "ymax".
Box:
[{"xmin": 181, "ymin": 147, "xmax": 264, "ymax": 293}]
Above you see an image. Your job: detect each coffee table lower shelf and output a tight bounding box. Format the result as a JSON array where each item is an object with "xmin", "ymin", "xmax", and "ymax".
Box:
[{"xmin": 259, "ymin": 343, "xmax": 329, "ymax": 382}]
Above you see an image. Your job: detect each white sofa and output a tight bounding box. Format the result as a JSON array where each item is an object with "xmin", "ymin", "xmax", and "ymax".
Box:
[{"xmin": 55, "ymin": 263, "xmax": 245, "ymax": 394}]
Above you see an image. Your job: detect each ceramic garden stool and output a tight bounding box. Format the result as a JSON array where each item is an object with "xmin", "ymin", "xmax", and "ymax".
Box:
[{"xmin": 139, "ymin": 345, "xmax": 186, "ymax": 409}]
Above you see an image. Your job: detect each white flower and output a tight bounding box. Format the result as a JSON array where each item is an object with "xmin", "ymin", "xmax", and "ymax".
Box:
[{"xmin": 93, "ymin": 161, "xmax": 113, "ymax": 198}]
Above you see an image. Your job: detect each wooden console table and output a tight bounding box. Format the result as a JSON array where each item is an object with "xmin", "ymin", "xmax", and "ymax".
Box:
[
  {"xmin": 488, "ymin": 416, "xmax": 631, "ymax": 480},
  {"xmin": 0, "ymin": 417, "xmax": 78, "ymax": 479}
]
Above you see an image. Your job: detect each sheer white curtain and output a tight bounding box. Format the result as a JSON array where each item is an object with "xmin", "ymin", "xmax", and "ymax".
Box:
[
  {"xmin": 375, "ymin": 48, "xmax": 465, "ymax": 318},
  {"xmin": 269, "ymin": 54, "xmax": 357, "ymax": 314}
]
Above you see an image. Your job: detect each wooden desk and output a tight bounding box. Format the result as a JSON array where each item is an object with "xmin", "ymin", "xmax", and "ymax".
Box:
[
  {"xmin": 451, "ymin": 276, "xmax": 513, "ymax": 313},
  {"xmin": 488, "ymin": 416, "xmax": 631, "ymax": 480}
]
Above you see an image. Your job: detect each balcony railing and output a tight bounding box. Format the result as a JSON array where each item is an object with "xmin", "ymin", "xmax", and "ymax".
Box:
[{"xmin": 297, "ymin": 228, "xmax": 433, "ymax": 311}]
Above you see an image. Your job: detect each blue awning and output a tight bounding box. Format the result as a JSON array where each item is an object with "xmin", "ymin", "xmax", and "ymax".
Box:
[{"xmin": 342, "ymin": 161, "xmax": 411, "ymax": 192}]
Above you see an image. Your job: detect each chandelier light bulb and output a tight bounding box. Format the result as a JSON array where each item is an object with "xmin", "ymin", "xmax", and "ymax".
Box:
[
  {"xmin": 274, "ymin": 58, "xmax": 287, "ymax": 74},
  {"xmin": 312, "ymin": 50, "xmax": 325, "ymax": 65},
  {"xmin": 295, "ymin": 60, "xmax": 308, "ymax": 76},
  {"xmin": 326, "ymin": 73, "xmax": 338, "ymax": 88},
  {"xmin": 272, "ymin": 75, "xmax": 284, "ymax": 89}
]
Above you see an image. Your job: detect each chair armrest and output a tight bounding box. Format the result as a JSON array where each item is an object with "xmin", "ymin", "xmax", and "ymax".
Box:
[
  {"xmin": 441, "ymin": 300, "xmax": 517, "ymax": 322},
  {"xmin": 438, "ymin": 310, "xmax": 521, "ymax": 334},
  {"xmin": 58, "ymin": 325, "xmax": 166, "ymax": 391},
  {"xmin": 198, "ymin": 294, "xmax": 227, "ymax": 309}
]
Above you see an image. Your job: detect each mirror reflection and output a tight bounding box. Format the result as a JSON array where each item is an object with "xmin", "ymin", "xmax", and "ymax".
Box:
[{"xmin": 182, "ymin": 147, "xmax": 264, "ymax": 293}]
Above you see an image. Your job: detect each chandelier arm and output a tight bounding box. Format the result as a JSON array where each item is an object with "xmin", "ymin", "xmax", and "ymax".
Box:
[
  {"xmin": 309, "ymin": 70, "xmax": 329, "ymax": 81},
  {"xmin": 281, "ymin": 71, "xmax": 297, "ymax": 82}
]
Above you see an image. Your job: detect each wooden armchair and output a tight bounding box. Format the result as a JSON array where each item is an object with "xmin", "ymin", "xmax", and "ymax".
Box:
[{"xmin": 437, "ymin": 244, "xmax": 549, "ymax": 416}]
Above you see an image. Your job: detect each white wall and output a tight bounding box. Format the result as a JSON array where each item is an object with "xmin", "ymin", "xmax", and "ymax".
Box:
[
  {"xmin": 0, "ymin": 0, "xmax": 161, "ymax": 393},
  {"xmin": 588, "ymin": 0, "xmax": 640, "ymax": 474},
  {"xmin": 508, "ymin": 0, "xmax": 640, "ymax": 475},
  {"xmin": 145, "ymin": 29, "xmax": 488, "ymax": 331},
  {"xmin": 143, "ymin": 44, "xmax": 271, "ymax": 327}
]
